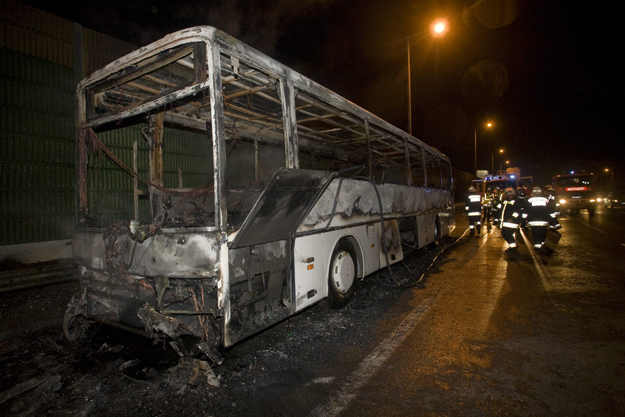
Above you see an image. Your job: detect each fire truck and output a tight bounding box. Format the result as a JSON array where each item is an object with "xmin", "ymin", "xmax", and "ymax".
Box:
[
  {"xmin": 551, "ymin": 172, "xmax": 598, "ymax": 214},
  {"xmin": 473, "ymin": 168, "xmax": 533, "ymax": 197}
]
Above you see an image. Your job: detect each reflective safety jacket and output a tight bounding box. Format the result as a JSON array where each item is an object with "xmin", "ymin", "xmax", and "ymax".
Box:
[
  {"xmin": 500, "ymin": 196, "xmax": 523, "ymax": 229},
  {"xmin": 546, "ymin": 191, "xmax": 560, "ymax": 216},
  {"xmin": 465, "ymin": 192, "xmax": 482, "ymax": 217},
  {"xmin": 526, "ymin": 195, "xmax": 556, "ymax": 227},
  {"xmin": 482, "ymin": 193, "xmax": 494, "ymax": 208}
]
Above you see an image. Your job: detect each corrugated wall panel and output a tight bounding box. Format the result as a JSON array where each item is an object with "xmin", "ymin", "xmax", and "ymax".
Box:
[
  {"xmin": 82, "ymin": 28, "xmax": 135, "ymax": 76},
  {"xmin": 162, "ymin": 128, "xmax": 213, "ymax": 189},
  {"xmin": 0, "ymin": 49, "xmax": 75, "ymax": 246},
  {"xmin": 84, "ymin": 126, "xmax": 213, "ymax": 226},
  {"xmin": 1, "ymin": 1, "xmax": 214, "ymax": 244},
  {"xmin": 86, "ymin": 126, "xmax": 150, "ymax": 225},
  {"xmin": 0, "ymin": 0, "xmax": 73, "ymax": 67}
]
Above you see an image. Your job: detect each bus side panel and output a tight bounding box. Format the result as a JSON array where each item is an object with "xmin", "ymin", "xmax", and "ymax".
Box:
[
  {"xmin": 227, "ymin": 240, "xmax": 292, "ymax": 345},
  {"xmin": 416, "ymin": 213, "xmax": 437, "ymax": 248},
  {"xmin": 293, "ymin": 225, "xmax": 380, "ymax": 312},
  {"xmin": 438, "ymin": 207, "xmax": 455, "ymax": 237},
  {"xmin": 293, "ymin": 234, "xmax": 326, "ymax": 310},
  {"xmin": 379, "ymin": 220, "xmax": 403, "ymax": 268}
]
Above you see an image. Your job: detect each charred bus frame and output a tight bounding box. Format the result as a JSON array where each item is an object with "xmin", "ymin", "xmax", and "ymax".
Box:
[{"xmin": 67, "ymin": 26, "xmax": 454, "ymax": 362}]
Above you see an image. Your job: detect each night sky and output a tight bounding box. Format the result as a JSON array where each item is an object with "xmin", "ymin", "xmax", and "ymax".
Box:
[{"xmin": 22, "ymin": 0, "xmax": 622, "ymax": 187}]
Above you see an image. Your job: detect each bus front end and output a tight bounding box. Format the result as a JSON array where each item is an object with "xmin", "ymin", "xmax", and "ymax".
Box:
[{"xmin": 68, "ymin": 224, "xmax": 226, "ymax": 363}]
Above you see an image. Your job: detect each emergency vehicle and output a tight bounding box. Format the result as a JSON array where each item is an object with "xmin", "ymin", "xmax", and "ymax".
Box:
[
  {"xmin": 473, "ymin": 168, "xmax": 533, "ymax": 197},
  {"xmin": 551, "ymin": 172, "xmax": 598, "ymax": 214}
]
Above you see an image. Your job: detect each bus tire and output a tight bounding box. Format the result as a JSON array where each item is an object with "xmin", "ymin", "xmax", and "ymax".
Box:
[
  {"xmin": 426, "ymin": 217, "xmax": 440, "ymax": 250},
  {"xmin": 63, "ymin": 294, "xmax": 90, "ymax": 341},
  {"xmin": 325, "ymin": 239, "xmax": 357, "ymax": 309}
]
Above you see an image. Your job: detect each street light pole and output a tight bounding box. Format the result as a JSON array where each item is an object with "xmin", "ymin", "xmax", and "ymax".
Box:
[
  {"xmin": 407, "ymin": 37, "xmax": 412, "ymax": 136},
  {"xmin": 405, "ymin": 19, "xmax": 447, "ymax": 137},
  {"xmin": 474, "ymin": 127, "xmax": 477, "ymax": 175},
  {"xmin": 605, "ymin": 168, "xmax": 614, "ymax": 188},
  {"xmin": 475, "ymin": 122, "xmax": 493, "ymax": 176}
]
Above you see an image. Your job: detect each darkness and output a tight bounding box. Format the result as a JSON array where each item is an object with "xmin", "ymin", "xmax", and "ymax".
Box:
[{"xmin": 22, "ymin": 0, "xmax": 622, "ymax": 187}]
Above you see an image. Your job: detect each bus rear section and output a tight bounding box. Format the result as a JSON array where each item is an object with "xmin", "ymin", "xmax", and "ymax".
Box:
[{"xmin": 552, "ymin": 172, "xmax": 598, "ymax": 214}]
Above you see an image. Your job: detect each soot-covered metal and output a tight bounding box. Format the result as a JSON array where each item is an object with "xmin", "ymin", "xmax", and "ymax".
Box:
[{"xmin": 66, "ymin": 26, "xmax": 454, "ymax": 364}]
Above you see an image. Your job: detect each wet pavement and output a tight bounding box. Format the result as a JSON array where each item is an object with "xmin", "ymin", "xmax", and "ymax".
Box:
[
  {"xmin": 316, "ymin": 207, "xmax": 625, "ymax": 416},
  {"xmin": 1, "ymin": 206, "xmax": 625, "ymax": 416}
]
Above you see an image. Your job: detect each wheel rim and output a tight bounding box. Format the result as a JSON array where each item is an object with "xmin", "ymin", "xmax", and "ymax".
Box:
[
  {"xmin": 331, "ymin": 250, "xmax": 355, "ymax": 294},
  {"xmin": 63, "ymin": 295, "xmax": 88, "ymax": 341},
  {"xmin": 63, "ymin": 310, "xmax": 88, "ymax": 341}
]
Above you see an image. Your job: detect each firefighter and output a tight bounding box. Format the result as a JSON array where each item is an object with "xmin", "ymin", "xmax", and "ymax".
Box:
[
  {"xmin": 517, "ymin": 187, "xmax": 528, "ymax": 228},
  {"xmin": 465, "ymin": 186, "xmax": 482, "ymax": 236},
  {"xmin": 545, "ymin": 186, "xmax": 561, "ymax": 229},
  {"xmin": 491, "ymin": 186, "xmax": 503, "ymax": 228},
  {"xmin": 500, "ymin": 187, "xmax": 522, "ymax": 253},
  {"xmin": 482, "ymin": 186, "xmax": 494, "ymax": 229},
  {"xmin": 526, "ymin": 186, "xmax": 554, "ymax": 253}
]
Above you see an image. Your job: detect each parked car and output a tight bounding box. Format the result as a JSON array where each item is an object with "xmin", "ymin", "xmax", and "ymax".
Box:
[{"xmin": 604, "ymin": 192, "xmax": 625, "ymax": 208}]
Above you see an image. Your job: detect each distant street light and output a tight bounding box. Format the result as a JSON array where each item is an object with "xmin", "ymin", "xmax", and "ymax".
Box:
[
  {"xmin": 406, "ymin": 18, "xmax": 449, "ymax": 135},
  {"xmin": 431, "ymin": 19, "xmax": 448, "ymax": 37},
  {"xmin": 475, "ymin": 121, "xmax": 494, "ymax": 175},
  {"xmin": 605, "ymin": 168, "xmax": 614, "ymax": 188},
  {"xmin": 491, "ymin": 148, "xmax": 504, "ymax": 175}
]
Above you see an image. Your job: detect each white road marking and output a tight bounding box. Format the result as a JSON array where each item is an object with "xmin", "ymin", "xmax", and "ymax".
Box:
[
  {"xmin": 308, "ymin": 290, "xmax": 441, "ymax": 417},
  {"xmin": 520, "ymin": 229, "xmax": 552, "ymax": 292},
  {"xmin": 573, "ymin": 219, "xmax": 611, "ymax": 236}
]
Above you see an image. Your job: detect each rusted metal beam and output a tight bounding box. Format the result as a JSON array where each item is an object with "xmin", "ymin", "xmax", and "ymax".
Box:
[
  {"xmin": 366, "ymin": 120, "xmax": 373, "ymax": 179},
  {"xmin": 77, "ymin": 128, "xmax": 88, "ymax": 220},
  {"xmin": 404, "ymin": 138, "xmax": 413, "ymax": 186},
  {"xmin": 422, "ymin": 147, "xmax": 429, "ymax": 187},
  {"xmin": 194, "ymin": 42, "xmax": 208, "ymax": 83},
  {"xmin": 133, "ymin": 140, "xmax": 139, "ymax": 220},
  {"xmin": 148, "ymin": 112, "xmax": 165, "ymax": 220},
  {"xmin": 280, "ymin": 79, "xmax": 299, "ymax": 169},
  {"xmin": 224, "ymin": 84, "xmax": 268, "ymax": 101},
  {"xmin": 206, "ymin": 42, "xmax": 231, "ymax": 346},
  {"xmin": 92, "ymin": 44, "xmax": 194, "ymax": 94}
]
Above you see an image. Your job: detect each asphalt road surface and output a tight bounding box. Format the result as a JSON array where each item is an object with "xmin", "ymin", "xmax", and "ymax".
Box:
[{"xmin": 1, "ymin": 205, "xmax": 624, "ymax": 416}]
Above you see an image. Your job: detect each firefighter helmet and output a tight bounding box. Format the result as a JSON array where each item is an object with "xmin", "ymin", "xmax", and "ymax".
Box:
[
  {"xmin": 504, "ymin": 187, "xmax": 516, "ymax": 195},
  {"xmin": 469, "ymin": 186, "xmax": 476, "ymax": 192},
  {"xmin": 531, "ymin": 186, "xmax": 543, "ymax": 196}
]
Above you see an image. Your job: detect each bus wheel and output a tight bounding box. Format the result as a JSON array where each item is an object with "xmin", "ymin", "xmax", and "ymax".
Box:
[
  {"xmin": 63, "ymin": 294, "xmax": 90, "ymax": 341},
  {"xmin": 426, "ymin": 217, "xmax": 440, "ymax": 250},
  {"xmin": 326, "ymin": 239, "xmax": 357, "ymax": 309}
]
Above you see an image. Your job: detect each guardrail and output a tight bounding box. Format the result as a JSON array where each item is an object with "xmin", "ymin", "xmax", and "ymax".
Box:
[{"xmin": 0, "ymin": 261, "xmax": 77, "ymax": 293}]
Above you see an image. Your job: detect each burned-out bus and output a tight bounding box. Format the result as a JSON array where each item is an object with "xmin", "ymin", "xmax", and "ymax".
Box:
[{"xmin": 66, "ymin": 26, "xmax": 454, "ymax": 363}]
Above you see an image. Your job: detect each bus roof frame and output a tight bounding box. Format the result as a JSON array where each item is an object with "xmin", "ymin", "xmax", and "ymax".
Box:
[{"xmin": 77, "ymin": 25, "xmax": 450, "ymax": 167}]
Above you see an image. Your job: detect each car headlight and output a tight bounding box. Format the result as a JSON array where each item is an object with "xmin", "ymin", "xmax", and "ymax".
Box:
[
  {"xmin": 559, "ymin": 199, "xmax": 566, "ymax": 204},
  {"xmin": 590, "ymin": 199, "xmax": 595, "ymax": 203},
  {"xmin": 597, "ymin": 198, "xmax": 602, "ymax": 202}
]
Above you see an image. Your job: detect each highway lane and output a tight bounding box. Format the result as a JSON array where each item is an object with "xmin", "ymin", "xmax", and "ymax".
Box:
[{"xmin": 313, "ymin": 209, "xmax": 625, "ymax": 416}]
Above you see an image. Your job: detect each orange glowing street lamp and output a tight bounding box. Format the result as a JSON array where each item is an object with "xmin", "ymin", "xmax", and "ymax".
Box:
[
  {"xmin": 406, "ymin": 18, "xmax": 449, "ymax": 135},
  {"xmin": 605, "ymin": 168, "xmax": 614, "ymax": 188},
  {"xmin": 431, "ymin": 19, "xmax": 448, "ymax": 37},
  {"xmin": 490, "ymin": 147, "xmax": 503, "ymax": 175},
  {"xmin": 475, "ymin": 121, "xmax": 493, "ymax": 175}
]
